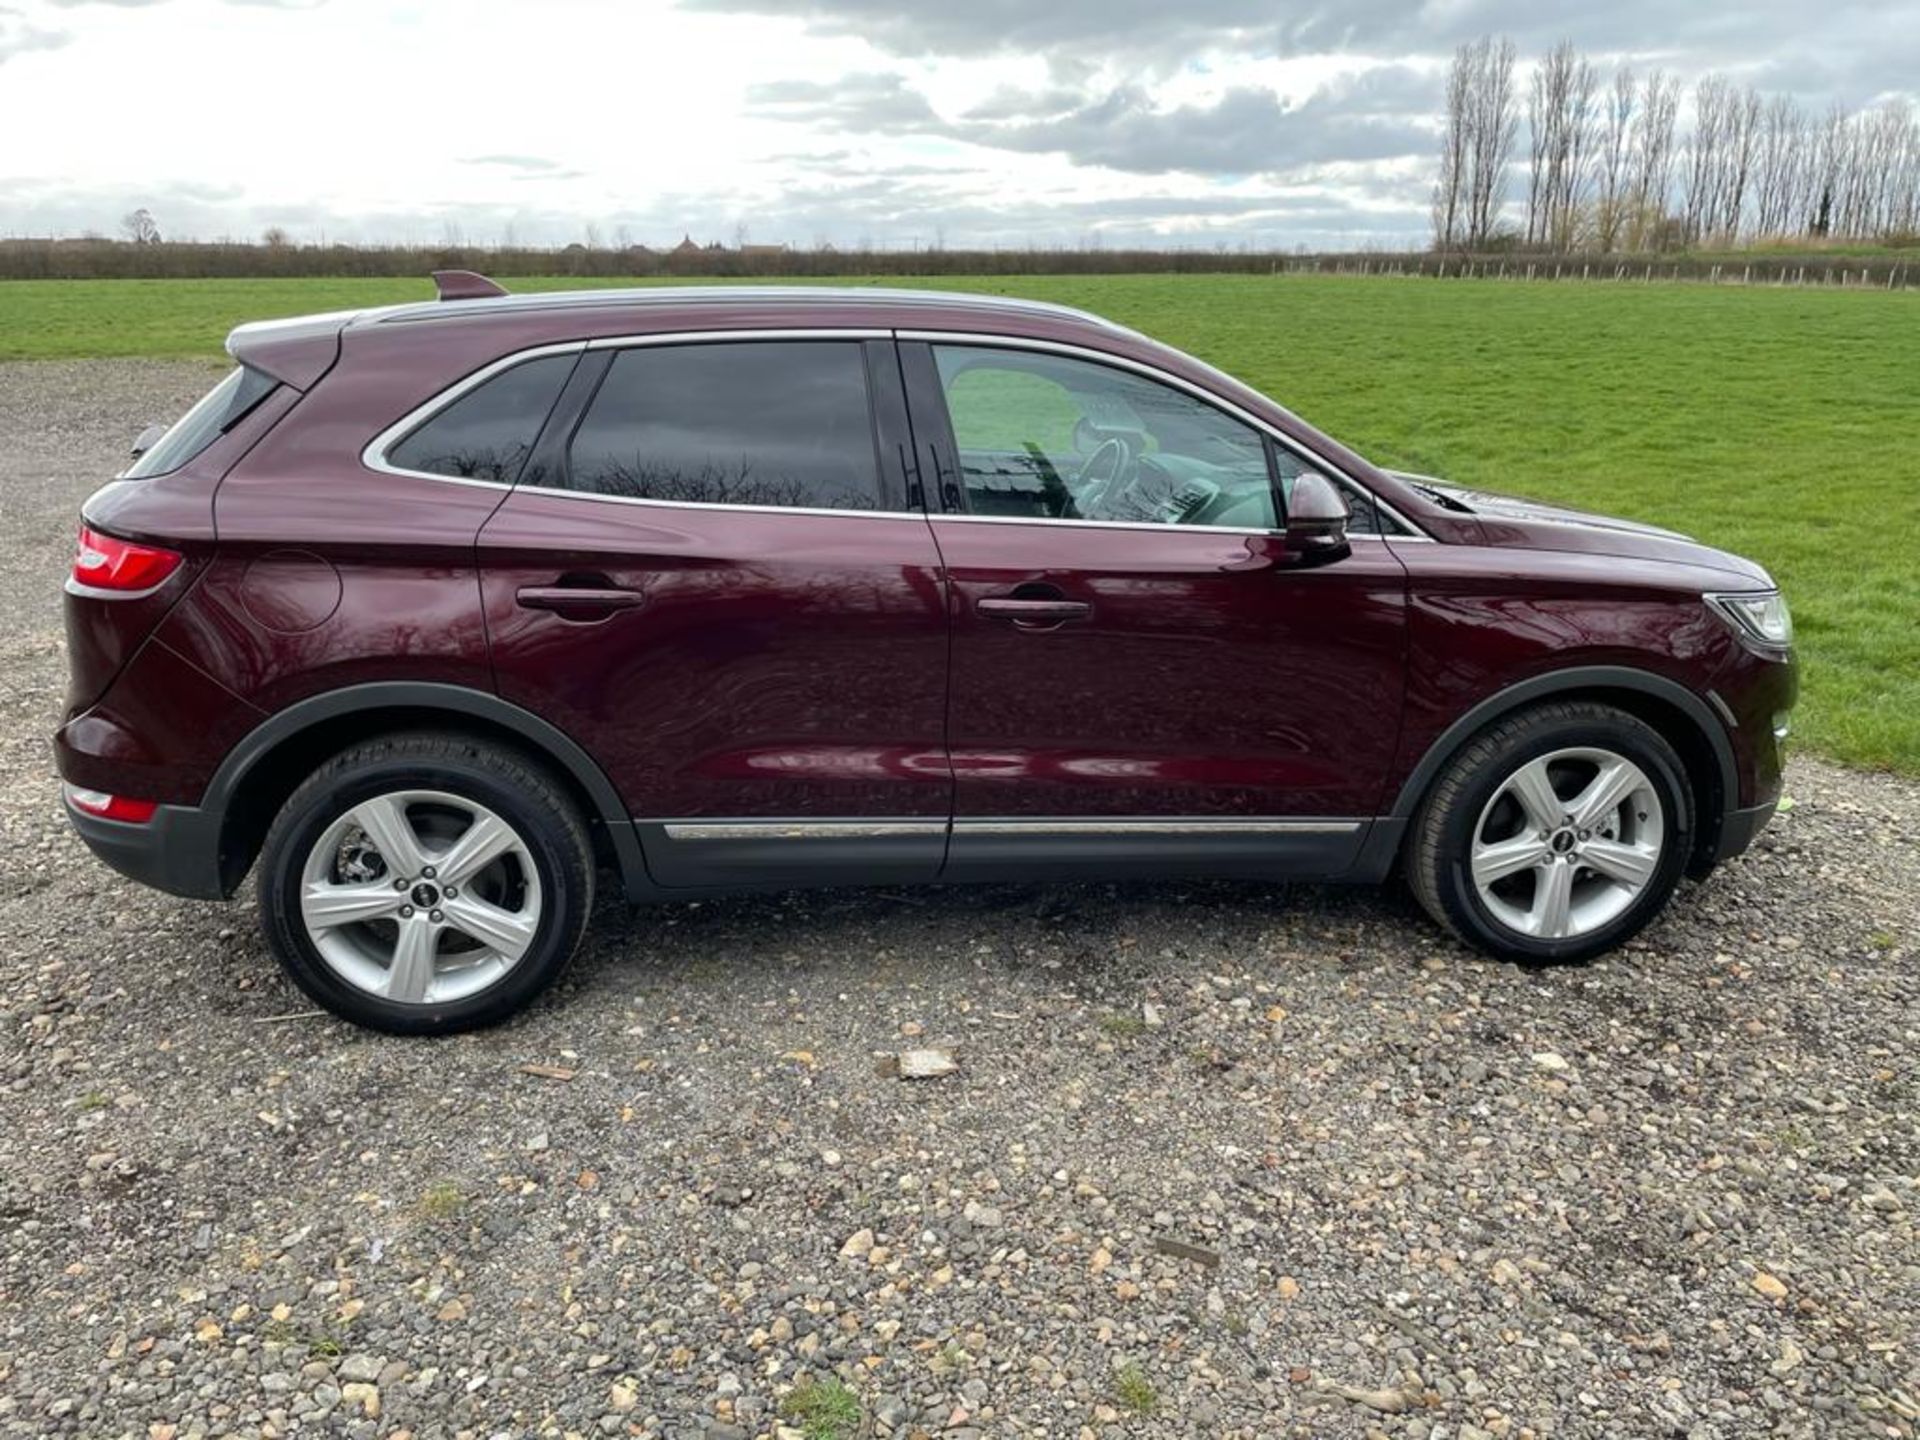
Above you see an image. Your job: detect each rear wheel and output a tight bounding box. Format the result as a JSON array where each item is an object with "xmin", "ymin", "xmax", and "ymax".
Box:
[
  {"xmin": 1408, "ymin": 702, "xmax": 1692, "ymax": 962},
  {"xmin": 257, "ymin": 734, "xmax": 593, "ymax": 1034}
]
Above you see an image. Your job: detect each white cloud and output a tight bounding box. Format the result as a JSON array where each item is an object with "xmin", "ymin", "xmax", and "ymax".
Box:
[{"xmin": 0, "ymin": 0, "xmax": 1911, "ymax": 248}]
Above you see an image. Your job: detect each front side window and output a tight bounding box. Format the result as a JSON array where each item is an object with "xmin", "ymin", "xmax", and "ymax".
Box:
[
  {"xmin": 562, "ymin": 341, "xmax": 883, "ymax": 511},
  {"xmin": 933, "ymin": 346, "xmax": 1276, "ymax": 530},
  {"xmin": 385, "ymin": 353, "xmax": 577, "ymax": 485}
]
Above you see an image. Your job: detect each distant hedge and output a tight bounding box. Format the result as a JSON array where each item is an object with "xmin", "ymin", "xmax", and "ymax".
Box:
[{"xmin": 0, "ymin": 238, "xmax": 1912, "ymax": 287}]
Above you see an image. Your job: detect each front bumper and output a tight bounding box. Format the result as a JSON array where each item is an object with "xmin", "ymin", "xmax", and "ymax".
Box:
[
  {"xmin": 1713, "ymin": 798, "xmax": 1778, "ymax": 864},
  {"xmin": 65, "ymin": 799, "xmax": 227, "ymax": 900}
]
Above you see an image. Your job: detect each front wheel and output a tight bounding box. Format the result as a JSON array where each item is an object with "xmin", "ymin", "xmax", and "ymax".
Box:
[
  {"xmin": 257, "ymin": 733, "xmax": 594, "ymax": 1034},
  {"xmin": 1407, "ymin": 702, "xmax": 1693, "ymax": 962}
]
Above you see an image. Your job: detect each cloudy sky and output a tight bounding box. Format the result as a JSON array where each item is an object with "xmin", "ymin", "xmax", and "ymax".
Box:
[{"xmin": 1, "ymin": 0, "xmax": 1915, "ymax": 249}]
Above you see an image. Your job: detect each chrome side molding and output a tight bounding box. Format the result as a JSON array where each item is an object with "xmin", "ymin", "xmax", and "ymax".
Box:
[{"xmin": 653, "ymin": 817, "xmax": 1364, "ymax": 840}]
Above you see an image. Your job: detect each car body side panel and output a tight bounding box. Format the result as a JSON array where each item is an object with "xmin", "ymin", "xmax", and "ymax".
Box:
[
  {"xmin": 1386, "ymin": 539, "xmax": 1790, "ymax": 811},
  {"xmin": 157, "ymin": 324, "xmax": 510, "ymax": 717},
  {"xmin": 932, "ymin": 522, "xmax": 1409, "ymax": 817},
  {"xmin": 53, "ymin": 636, "xmax": 266, "ymax": 805},
  {"xmin": 477, "ymin": 494, "xmax": 954, "ymax": 826}
]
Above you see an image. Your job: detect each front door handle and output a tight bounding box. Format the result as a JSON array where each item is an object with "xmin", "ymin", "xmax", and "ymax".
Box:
[
  {"xmin": 516, "ymin": 584, "xmax": 646, "ymax": 618},
  {"xmin": 977, "ymin": 596, "xmax": 1092, "ymax": 624}
]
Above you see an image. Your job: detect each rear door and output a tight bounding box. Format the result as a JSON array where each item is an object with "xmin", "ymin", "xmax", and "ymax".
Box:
[
  {"xmin": 475, "ymin": 335, "xmax": 952, "ymax": 888},
  {"xmin": 900, "ymin": 338, "xmax": 1408, "ymax": 879}
]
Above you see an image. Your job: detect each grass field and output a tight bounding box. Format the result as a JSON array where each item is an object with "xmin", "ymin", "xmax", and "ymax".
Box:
[{"xmin": 4, "ymin": 273, "xmax": 1916, "ymax": 775}]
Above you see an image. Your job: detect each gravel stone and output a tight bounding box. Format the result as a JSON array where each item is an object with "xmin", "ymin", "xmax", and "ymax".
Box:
[{"xmin": 0, "ymin": 359, "xmax": 1915, "ymax": 1437}]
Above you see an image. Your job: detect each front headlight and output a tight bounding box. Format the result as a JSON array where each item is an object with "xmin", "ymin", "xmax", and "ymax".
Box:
[{"xmin": 1706, "ymin": 590, "xmax": 1793, "ymax": 649}]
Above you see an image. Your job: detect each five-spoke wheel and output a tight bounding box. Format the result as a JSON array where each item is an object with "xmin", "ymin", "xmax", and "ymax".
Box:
[
  {"xmin": 259, "ymin": 735, "xmax": 592, "ymax": 1033},
  {"xmin": 1409, "ymin": 702, "xmax": 1690, "ymax": 961},
  {"xmin": 299, "ymin": 790, "xmax": 543, "ymax": 1007}
]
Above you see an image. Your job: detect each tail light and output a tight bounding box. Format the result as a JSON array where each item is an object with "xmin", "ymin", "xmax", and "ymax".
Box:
[
  {"xmin": 72, "ymin": 524, "xmax": 182, "ymax": 594},
  {"xmin": 63, "ymin": 783, "xmax": 158, "ymax": 823}
]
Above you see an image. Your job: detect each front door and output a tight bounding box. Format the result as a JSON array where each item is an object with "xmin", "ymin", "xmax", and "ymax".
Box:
[
  {"xmin": 901, "ymin": 339, "xmax": 1407, "ymax": 879},
  {"xmin": 477, "ymin": 336, "xmax": 951, "ymax": 887}
]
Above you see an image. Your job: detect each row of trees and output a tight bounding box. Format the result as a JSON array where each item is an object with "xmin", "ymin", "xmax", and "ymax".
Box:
[{"xmin": 1434, "ymin": 37, "xmax": 1920, "ymax": 253}]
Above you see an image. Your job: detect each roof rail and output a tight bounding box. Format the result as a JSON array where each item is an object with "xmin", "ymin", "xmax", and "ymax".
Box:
[{"xmin": 431, "ymin": 270, "xmax": 509, "ymax": 301}]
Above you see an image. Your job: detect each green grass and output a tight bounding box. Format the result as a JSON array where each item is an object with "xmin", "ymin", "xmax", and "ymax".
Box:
[
  {"xmin": 1099, "ymin": 1012, "xmax": 1148, "ymax": 1040},
  {"xmin": 779, "ymin": 1377, "xmax": 861, "ymax": 1440},
  {"xmin": 419, "ymin": 1180, "xmax": 465, "ymax": 1219},
  {"xmin": 4, "ymin": 272, "xmax": 1916, "ymax": 772},
  {"xmin": 1114, "ymin": 1362, "xmax": 1160, "ymax": 1413}
]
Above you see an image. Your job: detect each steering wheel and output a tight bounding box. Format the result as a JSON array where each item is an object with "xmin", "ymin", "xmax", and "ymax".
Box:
[{"xmin": 1073, "ymin": 436, "xmax": 1131, "ymax": 516}]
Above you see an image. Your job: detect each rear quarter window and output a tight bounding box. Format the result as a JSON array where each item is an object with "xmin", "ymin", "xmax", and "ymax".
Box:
[
  {"xmin": 126, "ymin": 365, "xmax": 279, "ymax": 478},
  {"xmin": 384, "ymin": 353, "xmax": 578, "ymax": 485}
]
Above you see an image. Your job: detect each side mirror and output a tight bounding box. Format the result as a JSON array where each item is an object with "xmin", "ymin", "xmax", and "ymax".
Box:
[
  {"xmin": 130, "ymin": 423, "xmax": 168, "ymax": 460},
  {"xmin": 1283, "ymin": 471, "xmax": 1351, "ymax": 565}
]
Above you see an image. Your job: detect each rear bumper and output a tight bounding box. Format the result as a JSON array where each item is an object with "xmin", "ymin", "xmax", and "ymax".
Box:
[{"xmin": 64, "ymin": 799, "xmax": 227, "ymax": 900}]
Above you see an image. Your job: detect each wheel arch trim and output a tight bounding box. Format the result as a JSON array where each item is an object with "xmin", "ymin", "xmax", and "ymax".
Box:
[
  {"xmin": 1387, "ymin": 666, "xmax": 1739, "ymax": 826},
  {"xmin": 204, "ymin": 682, "xmax": 648, "ymax": 895}
]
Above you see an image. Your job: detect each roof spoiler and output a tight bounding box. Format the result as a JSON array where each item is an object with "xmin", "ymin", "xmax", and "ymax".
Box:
[
  {"xmin": 226, "ymin": 309, "xmax": 356, "ymax": 390},
  {"xmin": 432, "ymin": 270, "xmax": 509, "ymax": 301}
]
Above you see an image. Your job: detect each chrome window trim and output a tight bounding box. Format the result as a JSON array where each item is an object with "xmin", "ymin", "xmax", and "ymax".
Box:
[
  {"xmin": 898, "ymin": 329, "xmax": 1431, "ymax": 541},
  {"xmin": 362, "ymin": 330, "xmax": 893, "ymax": 492},
  {"xmin": 651, "ymin": 817, "xmax": 1362, "ymax": 839},
  {"xmin": 361, "ymin": 326, "xmax": 1435, "ymax": 542},
  {"xmin": 506, "ymin": 488, "xmax": 927, "ymax": 521},
  {"xmin": 928, "ymin": 512, "xmax": 1406, "ymax": 543},
  {"xmin": 360, "ymin": 340, "xmax": 589, "ymax": 485}
]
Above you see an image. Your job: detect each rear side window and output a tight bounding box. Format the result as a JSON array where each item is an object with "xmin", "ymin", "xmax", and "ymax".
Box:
[
  {"xmin": 126, "ymin": 365, "xmax": 278, "ymax": 478},
  {"xmin": 560, "ymin": 341, "xmax": 882, "ymax": 510},
  {"xmin": 385, "ymin": 353, "xmax": 576, "ymax": 485}
]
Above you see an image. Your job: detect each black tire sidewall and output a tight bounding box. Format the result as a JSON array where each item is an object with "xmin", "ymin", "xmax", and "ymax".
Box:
[
  {"xmin": 260, "ymin": 749, "xmax": 588, "ymax": 1034},
  {"xmin": 1433, "ymin": 714, "xmax": 1692, "ymax": 963}
]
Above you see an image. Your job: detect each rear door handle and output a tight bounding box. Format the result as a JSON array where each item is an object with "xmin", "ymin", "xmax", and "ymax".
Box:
[
  {"xmin": 977, "ymin": 597, "xmax": 1092, "ymax": 623},
  {"xmin": 516, "ymin": 585, "xmax": 646, "ymax": 616}
]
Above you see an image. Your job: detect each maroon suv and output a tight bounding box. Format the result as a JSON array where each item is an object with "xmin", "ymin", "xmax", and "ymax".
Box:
[{"xmin": 56, "ymin": 276, "xmax": 1797, "ymax": 1033}]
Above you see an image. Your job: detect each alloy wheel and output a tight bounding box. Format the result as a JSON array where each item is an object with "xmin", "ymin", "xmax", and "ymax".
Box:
[
  {"xmin": 298, "ymin": 789, "xmax": 542, "ymax": 1006},
  {"xmin": 1469, "ymin": 746, "xmax": 1665, "ymax": 941}
]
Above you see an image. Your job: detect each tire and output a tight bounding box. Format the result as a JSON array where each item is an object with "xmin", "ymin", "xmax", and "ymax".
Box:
[
  {"xmin": 257, "ymin": 732, "xmax": 594, "ymax": 1034},
  {"xmin": 1407, "ymin": 701, "xmax": 1693, "ymax": 962}
]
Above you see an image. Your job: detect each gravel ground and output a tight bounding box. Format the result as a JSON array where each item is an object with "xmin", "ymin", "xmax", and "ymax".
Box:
[{"xmin": 1, "ymin": 359, "xmax": 1916, "ymax": 1440}]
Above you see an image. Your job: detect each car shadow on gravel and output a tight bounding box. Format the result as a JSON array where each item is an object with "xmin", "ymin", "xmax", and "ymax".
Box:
[{"xmin": 560, "ymin": 872, "xmax": 1451, "ymax": 1002}]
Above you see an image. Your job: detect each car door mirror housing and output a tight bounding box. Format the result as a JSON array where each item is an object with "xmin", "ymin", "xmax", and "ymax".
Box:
[
  {"xmin": 1284, "ymin": 472, "xmax": 1351, "ymax": 564},
  {"xmin": 130, "ymin": 423, "xmax": 168, "ymax": 460}
]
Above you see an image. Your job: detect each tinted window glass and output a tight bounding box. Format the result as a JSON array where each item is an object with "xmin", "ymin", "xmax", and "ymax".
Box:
[
  {"xmin": 387, "ymin": 353, "xmax": 575, "ymax": 485},
  {"xmin": 563, "ymin": 342, "xmax": 881, "ymax": 510},
  {"xmin": 126, "ymin": 365, "xmax": 278, "ymax": 478},
  {"xmin": 933, "ymin": 346, "xmax": 1275, "ymax": 530}
]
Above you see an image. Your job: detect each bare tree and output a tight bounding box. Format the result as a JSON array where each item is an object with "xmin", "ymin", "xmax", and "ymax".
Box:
[
  {"xmin": 261, "ymin": 226, "xmax": 292, "ymax": 249},
  {"xmin": 1629, "ymin": 69, "xmax": 1679, "ymax": 250},
  {"xmin": 1715, "ymin": 86, "xmax": 1763, "ymax": 239},
  {"xmin": 1465, "ymin": 37, "xmax": 1520, "ymax": 246},
  {"xmin": 121, "ymin": 208, "xmax": 161, "ymax": 245},
  {"xmin": 1752, "ymin": 94, "xmax": 1806, "ymax": 239},
  {"xmin": 1683, "ymin": 76, "xmax": 1731, "ymax": 243},
  {"xmin": 1526, "ymin": 41, "xmax": 1599, "ymax": 250},
  {"xmin": 1431, "ymin": 42, "xmax": 1474, "ymax": 248},
  {"xmin": 1810, "ymin": 102, "xmax": 1852, "ymax": 236},
  {"xmin": 1433, "ymin": 41, "xmax": 1919, "ymax": 252},
  {"xmin": 1433, "ymin": 48, "xmax": 1469, "ymax": 247},
  {"xmin": 1593, "ymin": 65, "xmax": 1635, "ymax": 252}
]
